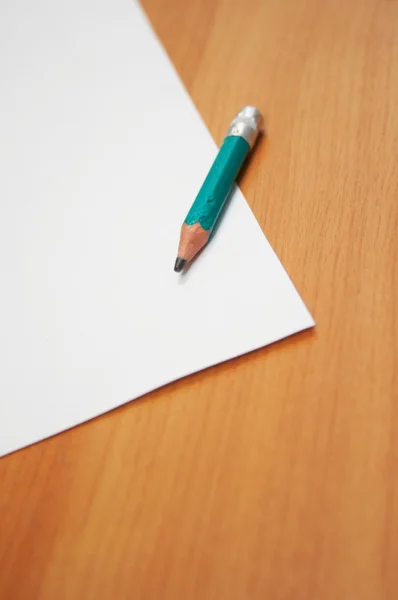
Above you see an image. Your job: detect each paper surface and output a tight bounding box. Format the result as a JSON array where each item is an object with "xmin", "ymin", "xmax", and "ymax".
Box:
[{"xmin": 0, "ymin": 0, "xmax": 314, "ymax": 457}]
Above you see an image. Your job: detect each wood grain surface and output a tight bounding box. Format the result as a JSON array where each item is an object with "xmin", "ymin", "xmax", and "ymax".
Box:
[{"xmin": 1, "ymin": 0, "xmax": 398, "ymax": 598}]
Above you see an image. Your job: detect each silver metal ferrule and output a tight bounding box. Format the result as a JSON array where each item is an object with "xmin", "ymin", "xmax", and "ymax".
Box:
[{"xmin": 225, "ymin": 106, "xmax": 264, "ymax": 149}]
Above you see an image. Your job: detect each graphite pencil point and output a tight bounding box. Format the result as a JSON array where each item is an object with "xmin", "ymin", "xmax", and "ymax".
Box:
[{"xmin": 174, "ymin": 257, "xmax": 187, "ymax": 273}]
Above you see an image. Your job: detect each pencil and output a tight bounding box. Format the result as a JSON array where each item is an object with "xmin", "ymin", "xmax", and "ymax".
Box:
[{"xmin": 174, "ymin": 106, "xmax": 263, "ymax": 272}]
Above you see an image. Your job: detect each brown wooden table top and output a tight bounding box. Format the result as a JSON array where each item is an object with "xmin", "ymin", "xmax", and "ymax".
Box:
[{"xmin": 1, "ymin": 0, "xmax": 397, "ymax": 598}]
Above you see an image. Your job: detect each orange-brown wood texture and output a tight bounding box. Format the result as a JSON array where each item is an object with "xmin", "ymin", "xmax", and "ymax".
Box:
[{"xmin": 1, "ymin": 0, "xmax": 397, "ymax": 598}]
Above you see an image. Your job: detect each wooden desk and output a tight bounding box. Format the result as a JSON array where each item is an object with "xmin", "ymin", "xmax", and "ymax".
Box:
[{"xmin": 1, "ymin": 0, "xmax": 397, "ymax": 598}]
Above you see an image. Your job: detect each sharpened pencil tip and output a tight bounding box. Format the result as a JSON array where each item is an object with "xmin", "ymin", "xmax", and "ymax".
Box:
[{"xmin": 174, "ymin": 257, "xmax": 187, "ymax": 273}]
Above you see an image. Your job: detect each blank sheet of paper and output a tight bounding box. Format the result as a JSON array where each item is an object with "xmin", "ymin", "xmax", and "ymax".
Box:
[{"xmin": 0, "ymin": 0, "xmax": 314, "ymax": 457}]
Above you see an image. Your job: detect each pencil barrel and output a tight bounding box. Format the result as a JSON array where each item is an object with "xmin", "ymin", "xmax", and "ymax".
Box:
[{"xmin": 184, "ymin": 135, "xmax": 250, "ymax": 231}]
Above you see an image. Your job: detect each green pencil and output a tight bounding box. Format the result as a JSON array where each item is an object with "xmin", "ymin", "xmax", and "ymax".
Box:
[{"xmin": 174, "ymin": 106, "xmax": 263, "ymax": 272}]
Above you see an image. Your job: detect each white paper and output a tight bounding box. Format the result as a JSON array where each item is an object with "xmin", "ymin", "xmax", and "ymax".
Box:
[{"xmin": 0, "ymin": 0, "xmax": 314, "ymax": 457}]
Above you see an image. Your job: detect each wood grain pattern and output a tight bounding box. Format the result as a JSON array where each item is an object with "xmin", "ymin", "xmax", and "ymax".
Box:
[{"xmin": 1, "ymin": 0, "xmax": 398, "ymax": 598}]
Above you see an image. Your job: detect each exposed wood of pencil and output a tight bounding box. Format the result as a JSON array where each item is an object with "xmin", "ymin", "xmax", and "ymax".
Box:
[{"xmin": 176, "ymin": 222, "xmax": 210, "ymax": 263}]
